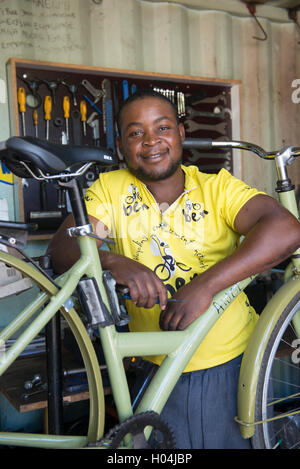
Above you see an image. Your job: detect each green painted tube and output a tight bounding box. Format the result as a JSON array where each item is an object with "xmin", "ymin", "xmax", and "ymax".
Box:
[{"xmin": 0, "ymin": 433, "xmax": 87, "ymax": 449}]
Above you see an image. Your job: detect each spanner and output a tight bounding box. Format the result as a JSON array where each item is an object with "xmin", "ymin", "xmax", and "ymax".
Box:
[
  {"xmin": 185, "ymin": 120, "xmax": 227, "ymax": 134},
  {"xmin": 186, "ymin": 149, "xmax": 231, "ymax": 163},
  {"xmin": 87, "ymin": 112, "xmax": 100, "ymax": 145},
  {"xmin": 192, "ymin": 93, "xmax": 227, "ymax": 106},
  {"xmin": 196, "ymin": 161, "xmax": 231, "ymax": 171},
  {"xmin": 22, "ymin": 383, "xmax": 47, "ymax": 401},
  {"xmin": 81, "ymin": 79, "xmax": 103, "ymax": 104},
  {"xmin": 185, "ymin": 106, "xmax": 232, "ymax": 120}
]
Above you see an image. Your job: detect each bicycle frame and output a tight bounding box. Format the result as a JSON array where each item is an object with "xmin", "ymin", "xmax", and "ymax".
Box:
[
  {"xmin": 0, "ymin": 231, "xmax": 256, "ymax": 448},
  {"xmin": 0, "ymin": 139, "xmax": 299, "ymax": 448}
]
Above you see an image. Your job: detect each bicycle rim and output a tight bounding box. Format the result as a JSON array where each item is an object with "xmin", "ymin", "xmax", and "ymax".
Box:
[
  {"xmin": 252, "ymin": 293, "xmax": 300, "ymax": 449},
  {"xmin": 0, "ymin": 251, "xmax": 105, "ymax": 446}
]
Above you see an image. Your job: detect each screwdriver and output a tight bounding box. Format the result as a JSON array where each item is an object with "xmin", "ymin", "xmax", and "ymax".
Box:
[
  {"xmin": 63, "ymin": 96, "xmax": 70, "ymax": 143},
  {"xmin": 80, "ymin": 100, "xmax": 87, "ymax": 136},
  {"xmin": 17, "ymin": 87, "xmax": 26, "ymax": 136},
  {"xmin": 33, "ymin": 109, "xmax": 38, "ymax": 137},
  {"xmin": 44, "ymin": 95, "xmax": 52, "ymax": 140}
]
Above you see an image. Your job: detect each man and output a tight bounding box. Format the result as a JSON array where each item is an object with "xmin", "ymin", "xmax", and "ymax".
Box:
[{"xmin": 49, "ymin": 89, "xmax": 300, "ymax": 448}]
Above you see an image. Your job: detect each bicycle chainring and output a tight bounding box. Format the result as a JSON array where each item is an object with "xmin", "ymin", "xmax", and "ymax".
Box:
[{"xmin": 99, "ymin": 411, "xmax": 175, "ymax": 449}]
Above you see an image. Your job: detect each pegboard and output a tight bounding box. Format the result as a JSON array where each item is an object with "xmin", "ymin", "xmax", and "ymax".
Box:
[{"xmin": 6, "ymin": 58, "xmax": 241, "ymax": 238}]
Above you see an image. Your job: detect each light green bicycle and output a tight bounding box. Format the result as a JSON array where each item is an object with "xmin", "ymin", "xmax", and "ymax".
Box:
[{"xmin": 0, "ymin": 135, "xmax": 299, "ymax": 449}]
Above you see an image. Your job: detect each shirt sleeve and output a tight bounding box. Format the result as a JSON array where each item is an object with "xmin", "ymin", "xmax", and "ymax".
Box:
[
  {"xmin": 84, "ymin": 174, "xmax": 113, "ymax": 232},
  {"xmin": 217, "ymin": 169, "xmax": 266, "ymax": 230}
]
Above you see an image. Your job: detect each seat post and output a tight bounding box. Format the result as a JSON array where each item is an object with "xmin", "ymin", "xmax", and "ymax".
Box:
[{"xmin": 59, "ymin": 178, "xmax": 89, "ymax": 227}]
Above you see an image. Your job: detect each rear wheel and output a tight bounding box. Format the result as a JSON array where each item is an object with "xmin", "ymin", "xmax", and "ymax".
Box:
[{"xmin": 252, "ymin": 293, "xmax": 300, "ymax": 449}]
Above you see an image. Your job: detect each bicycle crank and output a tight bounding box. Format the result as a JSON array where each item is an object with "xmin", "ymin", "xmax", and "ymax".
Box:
[{"xmin": 88, "ymin": 411, "xmax": 175, "ymax": 449}]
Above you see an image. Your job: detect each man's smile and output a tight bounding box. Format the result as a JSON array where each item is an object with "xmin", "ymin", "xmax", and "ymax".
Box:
[{"xmin": 140, "ymin": 149, "xmax": 169, "ymax": 161}]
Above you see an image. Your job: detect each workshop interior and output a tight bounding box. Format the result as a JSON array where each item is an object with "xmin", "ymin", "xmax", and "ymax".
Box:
[{"xmin": 0, "ymin": 0, "xmax": 299, "ymax": 447}]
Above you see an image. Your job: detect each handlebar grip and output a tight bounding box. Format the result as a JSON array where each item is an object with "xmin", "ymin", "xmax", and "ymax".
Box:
[
  {"xmin": 0, "ymin": 220, "xmax": 38, "ymax": 231},
  {"xmin": 182, "ymin": 138, "xmax": 213, "ymax": 149}
]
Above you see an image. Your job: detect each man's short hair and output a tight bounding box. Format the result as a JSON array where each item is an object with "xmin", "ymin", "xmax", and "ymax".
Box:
[{"xmin": 116, "ymin": 88, "xmax": 180, "ymax": 135}]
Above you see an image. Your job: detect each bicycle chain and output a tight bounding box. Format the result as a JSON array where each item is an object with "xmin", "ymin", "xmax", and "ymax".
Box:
[{"xmin": 88, "ymin": 411, "xmax": 175, "ymax": 449}]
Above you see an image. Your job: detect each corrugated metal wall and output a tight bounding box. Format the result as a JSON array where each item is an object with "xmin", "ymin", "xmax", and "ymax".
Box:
[
  {"xmin": 0, "ymin": 0, "xmax": 299, "ymax": 197},
  {"xmin": 88, "ymin": 0, "xmax": 300, "ymax": 195}
]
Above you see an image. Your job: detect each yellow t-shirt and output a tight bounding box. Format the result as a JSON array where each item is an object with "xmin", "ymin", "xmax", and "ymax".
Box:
[{"xmin": 85, "ymin": 165, "xmax": 263, "ymax": 372}]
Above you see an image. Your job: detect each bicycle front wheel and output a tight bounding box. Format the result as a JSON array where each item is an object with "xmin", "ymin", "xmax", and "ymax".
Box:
[
  {"xmin": 0, "ymin": 250, "xmax": 105, "ymax": 447},
  {"xmin": 252, "ymin": 292, "xmax": 300, "ymax": 449}
]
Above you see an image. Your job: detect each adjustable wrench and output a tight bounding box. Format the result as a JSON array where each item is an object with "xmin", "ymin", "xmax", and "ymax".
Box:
[
  {"xmin": 81, "ymin": 79, "xmax": 103, "ymax": 104},
  {"xmin": 185, "ymin": 120, "xmax": 227, "ymax": 134},
  {"xmin": 185, "ymin": 106, "xmax": 232, "ymax": 120}
]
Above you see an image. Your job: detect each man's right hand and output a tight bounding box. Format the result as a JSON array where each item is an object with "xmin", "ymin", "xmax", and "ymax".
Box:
[{"xmin": 100, "ymin": 250, "xmax": 168, "ymax": 310}]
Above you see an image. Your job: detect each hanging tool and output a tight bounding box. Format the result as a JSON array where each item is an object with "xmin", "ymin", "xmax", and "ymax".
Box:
[
  {"xmin": 122, "ymin": 80, "xmax": 129, "ymax": 100},
  {"xmin": 102, "ymin": 79, "xmax": 115, "ymax": 151},
  {"xmin": 197, "ymin": 161, "xmax": 231, "ymax": 171},
  {"xmin": 187, "ymin": 149, "xmax": 232, "ymax": 164},
  {"xmin": 81, "ymin": 79, "xmax": 103, "ymax": 104},
  {"xmin": 185, "ymin": 120, "xmax": 227, "ymax": 134},
  {"xmin": 185, "ymin": 106, "xmax": 232, "ymax": 120},
  {"xmin": 83, "ymin": 94, "xmax": 102, "ymax": 115},
  {"xmin": 80, "ymin": 100, "xmax": 87, "ymax": 136},
  {"xmin": 18, "ymin": 87, "xmax": 26, "ymax": 136},
  {"xmin": 188, "ymin": 93, "xmax": 226, "ymax": 107},
  {"xmin": 71, "ymin": 109, "xmax": 82, "ymax": 145},
  {"xmin": 131, "ymin": 83, "xmax": 137, "ymax": 95},
  {"xmin": 177, "ymin": 91, "xmax": 185, "ymax": 117},
  {"xmin": 44, "ymin": 95, "xmax": 52, "ymax": 140},
  {"xmin": 63, "ymin": 96, "xmax": 70, "ymax": 143},
  {"xmin": 33, "ymin": 109, "xmax": 38, "ymax": 137},
  {"xmin": 18, "ymin": 75, "xmax": 42, "ymax": 109},
  {"xmin": 87, "ymin": 113, "xmax": 100, "ymax": 146},
  {"xmin": 41, "ymin": 79, "xmax": 59, "ymax": 104},
  {"xmin": 60, "ymin": 80, "xmax": 78, "ymax": 106}
]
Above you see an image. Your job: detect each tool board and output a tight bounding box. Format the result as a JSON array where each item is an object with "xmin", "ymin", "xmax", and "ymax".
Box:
[{"xmin": 6, "ymin": 58, "xmax": 241, "ymax": 239}]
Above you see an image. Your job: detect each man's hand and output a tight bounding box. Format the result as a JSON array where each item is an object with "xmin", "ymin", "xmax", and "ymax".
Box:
[
  {"xmin": 101, "ymin": 251, "xmax": 168, "ymax": 310},
  {"xmin": 159, "ymin": 276, "xmax": 213, "ymax": 331}
]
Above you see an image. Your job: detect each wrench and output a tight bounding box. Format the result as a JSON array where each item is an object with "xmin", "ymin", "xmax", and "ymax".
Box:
[
  {"xmin": 185, "ymin": 120, "xmax": 227, "ymax": 134},
  {"xmin": 185, "ymin": 106, "xmax": 232, "ymax": 120},
  {"xmin": 81, "ymin": 79, "xmax": 103, "ymax": 104},
  {"xmin": 196, "ymin": 161, "xmax": 231, "ymax": 171},
  {"xmin": 22, "ymin": 385, "xmax": 47, "ymax": 401},
  {"xmin": 186, "ymin": 149, "xmax": 231, "ymax": 163},
  {"xmin": 192, "ymin": 93, "xmax": 227, "ymax": 106},
  {"xmin": 87, "ymin": 113, "xmax": 100, "ymax": 145}
]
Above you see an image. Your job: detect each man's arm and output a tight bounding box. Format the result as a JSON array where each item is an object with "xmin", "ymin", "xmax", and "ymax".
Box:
[
  {"xmin": 159, "ymin": 194, "xmax": 300, "ymax": 331},
  {"xmin": 48, "ymin": 214, "xmax": 168, "ymax": 310}
]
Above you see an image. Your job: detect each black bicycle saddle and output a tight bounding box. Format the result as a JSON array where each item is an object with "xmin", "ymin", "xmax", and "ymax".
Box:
[{"xmin": 0, "ymin": 136, "xmax": 117, "ymax": 178}]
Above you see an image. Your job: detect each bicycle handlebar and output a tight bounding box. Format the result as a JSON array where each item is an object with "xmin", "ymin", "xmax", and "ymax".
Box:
[{"xmin": 183, "ymin": 138, "xmax": 300, "ymax": 162}]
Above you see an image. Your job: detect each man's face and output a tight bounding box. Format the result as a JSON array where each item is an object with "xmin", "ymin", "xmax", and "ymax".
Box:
[{"xmin": 117, "ymin": 97, "xmax": 185, "ymax": 183}]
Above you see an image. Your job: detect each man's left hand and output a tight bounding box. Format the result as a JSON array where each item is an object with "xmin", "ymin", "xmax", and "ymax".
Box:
[{"xmin": 159, "ymin": 278, "xmax": 213, "ymax": 331}]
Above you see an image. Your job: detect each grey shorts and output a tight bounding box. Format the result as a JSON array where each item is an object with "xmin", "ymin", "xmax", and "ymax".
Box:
[{"xmin": 157, "ymin": 354, "xmax": 251, "ymax": 449}]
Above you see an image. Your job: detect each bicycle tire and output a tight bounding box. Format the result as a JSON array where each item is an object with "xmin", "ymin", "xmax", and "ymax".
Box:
[
  {"xmin": 251, "ymin": 292, "xmax": 300, "ymax": 449},
  {"xmin": 0, "ymin": 251, "xmax": 105, "ymax": 446}
]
